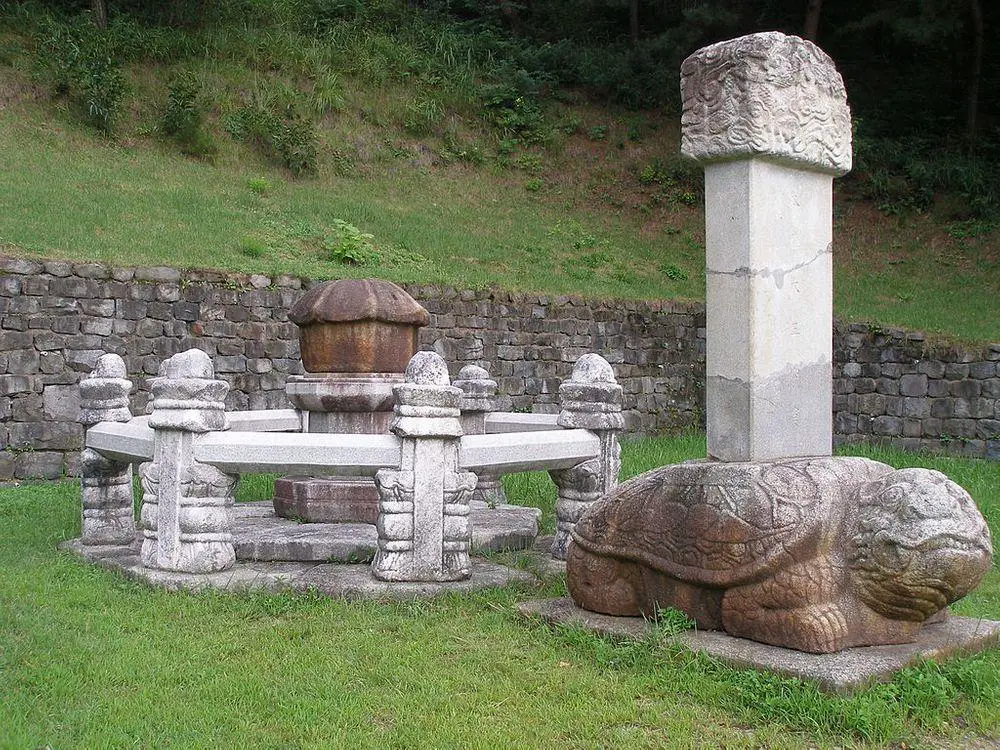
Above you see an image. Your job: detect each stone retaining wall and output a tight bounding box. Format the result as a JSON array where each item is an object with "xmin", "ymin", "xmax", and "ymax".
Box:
[{"xmin": 1, "ymin": 257, "xmax": 997, "ymax": 478}]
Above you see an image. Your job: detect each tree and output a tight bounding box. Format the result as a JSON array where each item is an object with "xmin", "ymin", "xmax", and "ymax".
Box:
[{"xmin": 91, "ymin": 0, "xmax": 107, "ymax": 29}]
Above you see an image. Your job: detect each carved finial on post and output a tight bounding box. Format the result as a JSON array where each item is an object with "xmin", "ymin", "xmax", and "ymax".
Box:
[
  {"xmin": 139, "ymin": 349, "xmax": 237, "ymax": 573},
  {"xmin": 79, "ymin": 353, "xmax": 135, "ymax": 545},
  {"xmin": 681, "ymin": 32, "xmax": 852, "ymax": 462},
  {"xmin": 549, "ymin": 354, "xmax": 623, "ymax": 560},
  {"xmin": 373, "ymin": 351, "xmax": 476, "ymax": 582},
  {"xmin": 455, "ymin": 364, "xmax": 510, "ymax": 507}
]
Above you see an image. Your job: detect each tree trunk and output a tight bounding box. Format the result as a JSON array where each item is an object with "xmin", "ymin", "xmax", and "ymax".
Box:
[
  {"xmin": 965, "ymin": 0, "xmax": 983, "ymax": 144},
  {"xmin": 803, "ymin": 0, "xmax": 822, "ymax": 41},
  {"xmin": 629, "ymin": 0, "xmax": 639, "ymax": 44},
  {"xmin": 91, "ymin": 0, "xmax": 108, "ymax": 30}
]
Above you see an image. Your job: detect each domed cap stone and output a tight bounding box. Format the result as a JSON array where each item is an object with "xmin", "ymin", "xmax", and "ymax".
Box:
[
  {"xmin": 92, "ymin": 353, "xmax": 128, "ymax": 380},
  {"xmin": 289, "ymin": 279, "xmax": 430, "ymax": 374},
  {"xmin": 680, "ymin": 31, "xmax": 852, "ymax": 175},
  {"xmin": 149, "ymin": 348, "xmax": 228, "ymax": 432},
  {"xmin": 454, "ymin": 364, "xmax": 504, "ymax": 414},
  {"xmin": 571, "ymin": 353, "xmax": 617, "ymax": 383},
  {"xmin": 404, "ymin": 351, "xmax": 451, "ymax": 386},
  {"xmin": 289, "ymin": 278, "xmax": 430, "ymax": 327}
]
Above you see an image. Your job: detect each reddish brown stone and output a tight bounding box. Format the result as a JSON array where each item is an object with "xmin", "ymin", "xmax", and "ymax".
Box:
[
  {"xmin": 289, "ymin": 280, "xmax": 429, "ymax": 374},
  {"xmin": 273, "ymin": 476, "xmax": 379, "ymax": 525}
]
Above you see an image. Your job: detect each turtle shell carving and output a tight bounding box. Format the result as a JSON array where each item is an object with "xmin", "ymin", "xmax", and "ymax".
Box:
[
  {"xmin": 567, "ymin": 456, "xmax": 993, "ymax": 653},
  {"xmin": 571, "ymin": 458, "xmax": 885, "ymax": 588}
]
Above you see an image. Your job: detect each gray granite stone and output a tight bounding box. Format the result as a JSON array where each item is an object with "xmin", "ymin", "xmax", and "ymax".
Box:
[
  {"xmin": 60, "ymin": 538, "xmax": 534, "ymax": 598},
  {"xmin": 517, "ymin": 597, "xmax": 1000, "ymax": 694},
  {"xmin": 231, "ymin": 499, "xmax": 539, "ymax": 562}
]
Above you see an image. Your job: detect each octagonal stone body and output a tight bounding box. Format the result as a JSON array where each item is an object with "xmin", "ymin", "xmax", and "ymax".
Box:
[{"xmin": 289, "ymin": 279, "xmax": 430, "ymax": 374}]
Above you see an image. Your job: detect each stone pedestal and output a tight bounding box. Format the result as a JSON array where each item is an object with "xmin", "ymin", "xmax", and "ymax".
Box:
[
  {"xmin": 139, "ymin": 349, "xmax": 238, "ymax": 574},
  {"xmin": 276, "ymin": 373, "xmax": 402, "ymax": 524},
  {"xmin": 373, "ymin": 352, "xmax": 475, "ymax": 582},
  {"xmin": 279, "ymin": 278, "xmax": 430, "ymax": 525},
  {"xmin": 549, "ymin": 354, "xmax": 623, "ymax": 560},
  {"xmin": 680, "ymin": 31, "xmax": 852, "ymax": 462},
  {"xmin": 78, "ymin": 353, "xmax": 135, "ymax": 545}
]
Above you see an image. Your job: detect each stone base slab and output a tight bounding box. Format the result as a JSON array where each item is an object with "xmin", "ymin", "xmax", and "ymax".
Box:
[
  {"xmin": 273, "ymin": 475, "xmax": 380, "ymax": 524},
  {"xmin": 196, "ymin": 500, "xmax": 540, "ymax": 564},
  {"xmin": 517, "ymin": 597, "xmax": 1000, "ymax": 694},
  {"xmin": 61, "ymin": 538, "xmax": 534, "ymax": 598}
]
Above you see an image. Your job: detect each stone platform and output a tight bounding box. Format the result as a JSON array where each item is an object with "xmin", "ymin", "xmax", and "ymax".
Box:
[
  {"xmin": 232, "ymin": 500, "xmax": 541, "ymax": 562},
  {"xmin": 61, "ymin": 538, "xmax": 535, "ymax": 598},
  {"xmin": 517, "ymin": 597, "xmax": 1000, "ymax": 694}
]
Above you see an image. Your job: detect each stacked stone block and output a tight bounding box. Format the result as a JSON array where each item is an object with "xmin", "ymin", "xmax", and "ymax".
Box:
[
  {"xmin": 833, "ymin": 322, "xmax": 1000, "ymax": 459},
  {"xmin": 1, "ymin": 256, "xmax": 998, "ymax": 477}
]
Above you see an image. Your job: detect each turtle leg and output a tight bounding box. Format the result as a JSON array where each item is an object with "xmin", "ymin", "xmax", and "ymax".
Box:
[
  {"xmin": 566, "ymin": 543, "xmax": 645, "ymax": 617},
  {"xmin": 722, "ymin": 560, "xmax": 852, "ymax": 653}
]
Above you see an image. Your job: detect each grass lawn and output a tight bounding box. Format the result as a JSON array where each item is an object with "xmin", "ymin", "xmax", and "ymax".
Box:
[
  {"xmin": 0, "ymin": 70, "xmax": 997, "ymax": 344},
  {"xmin": 2, "ymin": 435, "xmax": 998, "ymax": 748}
]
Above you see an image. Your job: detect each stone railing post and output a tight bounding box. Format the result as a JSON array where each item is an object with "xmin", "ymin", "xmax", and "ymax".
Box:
[
  {"xmin": 373, "ymin": 352, "xmax": 476, "ymax": 582},
  {"xmin": 454, "ymin": 364, "xmax": 509, "ymax": 508},
  {"xmin": 549, "ymin": 354, "xmax": 623, "ymax": 560},
  {"xmin": 78, "ymin": 353, "xmax": 135, "ymax": 545},
  {"xmin": 139, "ymin": 349, "xmax": 237, "ymax": 573},
  {"xmin": 680, "ymin": 31, "xmax": 852, "ymax": 461}
]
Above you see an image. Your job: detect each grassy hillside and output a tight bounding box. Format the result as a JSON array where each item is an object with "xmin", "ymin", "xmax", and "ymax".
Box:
[{"xmin": 0, "ymin": 3, "xmax": 997, "ymax": 343}]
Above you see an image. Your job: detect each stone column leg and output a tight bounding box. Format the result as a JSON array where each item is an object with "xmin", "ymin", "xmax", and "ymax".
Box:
[
  {"xmin": 549, "ymin": 354, "xmax": 623, "ymax": 560},
  {"xmin": 373, "ymin": 352, "xmax": 476, "ymax": 582},
  {"xmin": 78, "ymin": 353, "xmax": 135, "ymax": 545},
  {"xmin": 680, "ymin": 32, "xmax": 852, "ymax": 461},
  {"xmin": 455, "ymin": 364, "xmax": 510, "ymax": 508},
  {"xmin": 138, "ymin": 349, "xmax": 237, "ymax": 574}
]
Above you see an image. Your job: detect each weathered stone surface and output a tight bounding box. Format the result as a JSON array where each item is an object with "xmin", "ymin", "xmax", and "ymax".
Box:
[
  {"xmin": 273, "ymin": 475, "xmax": 380, "ymax": 525},
  {"xmin": 374, "ymin": 351, "xmax": 474, "ymax": 582},
  {"xmin": 140, "ymin": 349, "xmax": 237, "ymax": 573},
  {"xmin": 550, "ymin": 353, "xmax": 623, "ymax": 560},
  {"xmin": 290, "ymin": 279, "xmax": 429, "ymax": 373},
  {"xmin": 232, "ymin": 499, "xmax": 537, "ymax": 561},
  {"xmin": 78, "ymin": 353, "xmax": 135, "ymax": 545},
  {"xmin": 567, "ymin": 457, "xmax": 993, "ymax": 653},
  {"xmin": 62, "ymin": 538, "xmax": 534, "ymax": 598},
  {"xmin": 518, "ymin": 598, "xmax": 1000, "ymax": 694},
  {"xmin": 681, "ymin": 32, "xmax": 852, "ymax": 174}
]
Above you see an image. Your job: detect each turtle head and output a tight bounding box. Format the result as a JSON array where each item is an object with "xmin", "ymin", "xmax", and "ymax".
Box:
[{"xmin": 848, "ymin": 468, "xmax": 993, "ymax": 622}]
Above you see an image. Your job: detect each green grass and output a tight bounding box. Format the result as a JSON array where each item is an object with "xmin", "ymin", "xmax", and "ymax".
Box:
[{"xmin": 2, "ymin": 435, "xmax": 999, "ymax": 748}]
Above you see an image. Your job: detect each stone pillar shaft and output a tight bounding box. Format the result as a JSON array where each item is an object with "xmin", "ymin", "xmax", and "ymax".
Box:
[
  {"xmin": 704, "ymin": 160, "xmax": 833, "ymax": 461},
  {"xmin": 680, "ymin": 31, "xmax": 852, "ymax": 462},
  {"xmin": 550, "ymin": 354, "xmax": 623, "ymax": 560},
  {"xmin": 373, "ymin": 352, "xmax": 476, "ymax": 582},
  {"xmin": 139, "ymin": 349, "xmax": 237, "ymax": 574}
]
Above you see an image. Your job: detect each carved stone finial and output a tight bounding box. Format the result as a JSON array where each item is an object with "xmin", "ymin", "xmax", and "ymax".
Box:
[
  {"xmin": 454, "ymin": 364, "xmax": 504, "ymax": 413},
  {"xmin": 79, "ymin": 353, "xmax": 132, "ymax": 426},
  {"xmin": 557, "ymin": 354, "xmax": 624, "ymax": 432},
  {"xmin": 149, "ymin": 349, "xmax": 228, "ymax": 433},
  {"xmin": 680, "ymin": 31, "xmax": 852, "ymax": 175},
  {"xmin": 391, "ymin": 351, "xmax": 462, "ymax": 439}
]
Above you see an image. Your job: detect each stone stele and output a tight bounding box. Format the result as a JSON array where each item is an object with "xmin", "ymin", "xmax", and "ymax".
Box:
[
  {"xmin": 566, "ymin": 457, "xmax": 993, "ymax": 653},
  {"xmin": 681, "ymin": 31, "xmax": 852, "ymax": 462}
]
